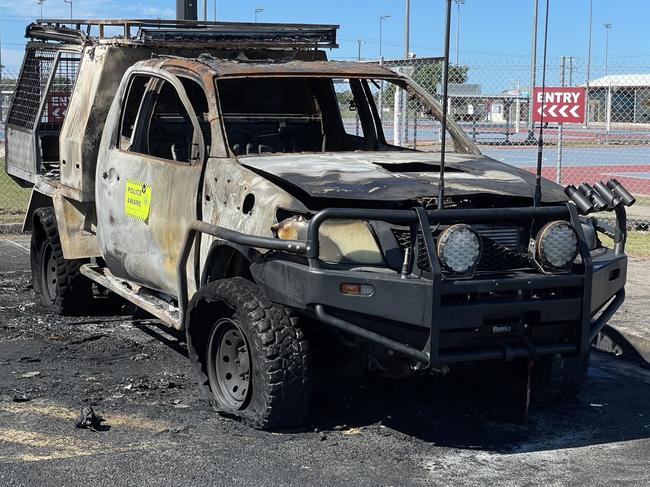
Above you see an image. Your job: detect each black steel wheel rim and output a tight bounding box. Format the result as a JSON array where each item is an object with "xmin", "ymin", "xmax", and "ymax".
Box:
[
  {"xmin": 208, "ymin": 318, "xmax": 252, "ymax": 410},
  {"xmin": 41, "ymin": 241, "xmax": 57, "ymax": 303}
]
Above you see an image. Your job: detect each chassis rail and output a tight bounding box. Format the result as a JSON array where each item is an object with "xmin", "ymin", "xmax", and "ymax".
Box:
[{"xmin": 177, "ymin": 203, "xmax": 626, "ymax": 367}]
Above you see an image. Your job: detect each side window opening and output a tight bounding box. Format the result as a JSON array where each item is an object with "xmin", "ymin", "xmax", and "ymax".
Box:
[
  {"xmin": 146, "ymin": 81, "xmax": 195, "ymax": 162},
  {"xmin": 119, "ymin": 75, "xmax": 150, "ymax": 150},
  {"xmin": 180, "ymin": 77, "xmax": 211, "ymax": 155},
  {"xmin": 121, "ymin": 76, "xmax": 207, "ymax": 164},
  {"xmin": 334, "ymin": 79, "xmax": 364, "ymax": 139}
]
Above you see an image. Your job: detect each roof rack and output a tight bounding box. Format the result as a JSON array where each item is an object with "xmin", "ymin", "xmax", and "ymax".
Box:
[{"xmin": 27, "ymin": 19, "xmax": 339, "ymax": 49}]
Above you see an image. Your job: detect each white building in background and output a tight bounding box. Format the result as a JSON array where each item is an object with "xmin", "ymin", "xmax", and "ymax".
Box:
[{"xmin": 586, "ymin": 74, "xmax": 650, "ymax": 124}]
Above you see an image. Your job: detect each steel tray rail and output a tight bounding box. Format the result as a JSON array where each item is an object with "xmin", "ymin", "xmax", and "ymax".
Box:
[
  {"xmin": 26, "ymin": 19, "xmax": 339, "ymax": 48},
  {"xmin": 177, "ymin": 203, "xmax": 626, "ymax": 369}
]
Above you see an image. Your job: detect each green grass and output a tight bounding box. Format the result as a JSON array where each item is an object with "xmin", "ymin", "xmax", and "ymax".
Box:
[
  {"xmin": 0, "ymin": 157, "xmax": 31, "ymax": 223},
  {"xmin": 635, "ymin": 196, "xmax": 650, "ymax": 207},
  {"xmin": 601, "ymin": 231, "xmax": 650, "ymax": 258}
]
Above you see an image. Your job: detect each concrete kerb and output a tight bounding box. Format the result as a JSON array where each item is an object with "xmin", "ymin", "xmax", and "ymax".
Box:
[
  {"xmin": 0, "ymin": 223, "xmax": 23, "ymax": 235},
  {"xmin": 595, "ymin": 324, "xmax": 650, "ymax": 365}
]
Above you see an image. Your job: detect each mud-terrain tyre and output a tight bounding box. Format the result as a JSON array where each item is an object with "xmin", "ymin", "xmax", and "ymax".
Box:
[
  {"xmin": 185, "ymin": 277, "xmax": 310, "ymax": 430},
  {"xmin": 30, "ymin": 207, "xmax": 92, "ymax": 315},
  {"xmin": 533, "ymin": 352, "xmax": 590, "ymax": 401}
]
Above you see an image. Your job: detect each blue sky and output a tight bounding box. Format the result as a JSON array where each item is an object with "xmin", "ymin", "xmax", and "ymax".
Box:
[{"xmin": 1, "ymin": 0, "xmax": 648, "ymax": 75}]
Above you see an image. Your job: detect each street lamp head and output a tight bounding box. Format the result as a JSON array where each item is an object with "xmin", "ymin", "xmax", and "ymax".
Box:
[
  {"xmin": 604, "ymin": 23, "xmax": 612, "ymax": 29},
  {"xmin": 380, "ymin": 14, "xmax": 390, "ymax": 21},
  {"xmin": 454, "ymin": 0, "xmax": 465, "ymax": 5},
  {"xmin": 255, "ymin": 7, "xmax": 264, "ymax": 14}
]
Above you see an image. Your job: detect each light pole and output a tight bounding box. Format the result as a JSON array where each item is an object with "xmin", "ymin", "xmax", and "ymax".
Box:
[
  {"xmin": 37, "ymin": 0, "xmax": 46, "ymax": 20},
  {"xmin": 603, "ymin": 23, "xmax": 612, "ymax": 75},
  {"xmin": 454, "ymin": 0, "xmax": 465, "ymax": 66},
  {"xmin": 379, "ymin": 14, "xmax": 390, "ymax": 59},
  {"xmin": 254, "ymin": 7, "xmax": 263, "ymax": 23},
  {"xmin": 403, "ymin": 0, "xmax": 410, "ymax": 59},
  {"xmin": 63, "ymin": 0, "xmax": 72, "ymax": 21}
]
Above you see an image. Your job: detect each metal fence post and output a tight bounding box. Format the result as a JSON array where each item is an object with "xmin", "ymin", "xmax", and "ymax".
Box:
[
  {"xmin": 556, "ymin": 56, "xmax": 565, "ymax": 184},
  {"xmin": 0, "ymin": 36, "xmax": 3, "ymax": 123},
  {"xmin": 606, "ymin": 80, "xmax": 612, "ymax": 140},
  {"xmin": 393, "ymin": 68, "xmax": 404, "ymax": 146},
  {"xmin": 378, "ymin": 57, "xmax": 384, "ymax": 125}
]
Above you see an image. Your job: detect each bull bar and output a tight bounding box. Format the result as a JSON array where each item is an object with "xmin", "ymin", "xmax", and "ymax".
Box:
[{"xmin": 177, "ymin": 203, "xmax": 626, "ymax": 369}]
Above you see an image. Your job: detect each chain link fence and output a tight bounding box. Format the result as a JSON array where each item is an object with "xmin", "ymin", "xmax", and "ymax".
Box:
[
  {"xmin": 1, "ymin": 68, "xmax": 31, "ymax": 225},
  {"xmin": 2, "ymin": 58, "xmax": 650, "ymax": 227},
  {"xmin": 358, "ymin": 57, "xmax": 650, "ymax": 228}
]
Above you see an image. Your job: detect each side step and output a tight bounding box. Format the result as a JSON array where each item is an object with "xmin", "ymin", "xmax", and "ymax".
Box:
[{"xmin": 79, "ymin": 264, "xmax": 181, "ymax": 330}]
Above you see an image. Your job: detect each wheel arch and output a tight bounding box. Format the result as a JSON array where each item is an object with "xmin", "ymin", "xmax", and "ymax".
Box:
[
  {"xmin": 24, "ymin": 190, "xmax": 54, "ymax": 233},
  {"xmin": 201, "ymin": 241, "xmax": 258, "ymax": 286}
]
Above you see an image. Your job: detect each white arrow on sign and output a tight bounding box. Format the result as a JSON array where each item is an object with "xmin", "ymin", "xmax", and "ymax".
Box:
[{"xmin": 537, "ymin": 104, "xmax": 581, "ymax": 119}]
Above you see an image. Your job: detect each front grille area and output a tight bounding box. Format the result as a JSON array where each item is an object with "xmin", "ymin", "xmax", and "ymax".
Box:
[{"xmin": 391, "ymin": 224, "xmax": 533, "ymax": 274}]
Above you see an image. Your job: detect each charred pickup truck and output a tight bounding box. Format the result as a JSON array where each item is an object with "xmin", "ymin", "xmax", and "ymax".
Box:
[{"xmin": 5, "ymin": 19, "xmax": 635, "ymax": 429}]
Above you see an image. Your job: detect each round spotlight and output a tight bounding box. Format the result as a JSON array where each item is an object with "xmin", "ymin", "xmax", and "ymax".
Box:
[
  {"xmin": 437, "ymin": 224, "xmax": 482, "ymax": 275},
  {"xmin": 535, "ymin": 221, "xmax": 578, "ymax": 271}
]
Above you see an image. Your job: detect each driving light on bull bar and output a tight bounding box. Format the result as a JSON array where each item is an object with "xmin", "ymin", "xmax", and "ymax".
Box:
[
  {"xmin": 436, "ymin": 224, "xmax": 482, "ymax": 275},
  {"xmin": 273, "ymin": 216, "xmax": 383, "ymax": 265},
  {"xmin": 534, "ymin": 221, "xmax": 578, "ymax": 272}
]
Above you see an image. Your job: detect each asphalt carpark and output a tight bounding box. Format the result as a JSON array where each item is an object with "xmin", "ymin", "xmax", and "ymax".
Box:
[{"xmin": 0, "ymin": 234, "xmax": 649, "ymax": 486}]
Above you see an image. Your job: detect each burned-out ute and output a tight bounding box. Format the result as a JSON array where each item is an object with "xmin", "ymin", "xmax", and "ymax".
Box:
[{"xmin": 6, "ymin": 19, "xmax": 635, "ymax": 429}]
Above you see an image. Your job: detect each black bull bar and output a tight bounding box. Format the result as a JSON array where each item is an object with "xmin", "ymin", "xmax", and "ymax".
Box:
[{"xmin": 177, "ymin": 204, "xmax": 626, "ymax": 368}]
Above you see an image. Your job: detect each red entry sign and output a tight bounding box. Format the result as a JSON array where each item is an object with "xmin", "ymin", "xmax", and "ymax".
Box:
[
  {"xmin": 532, "ymin": 87, "xmax": 586, "ymax": 124},
  {"xmin": 46, "ymin": 92, "xmax": 70, "ymax": 123}
]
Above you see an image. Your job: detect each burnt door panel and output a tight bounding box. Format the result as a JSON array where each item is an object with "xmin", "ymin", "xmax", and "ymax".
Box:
[{"xmin": 96, "ymin": 71, "xmax": 205, "ymax": 296}]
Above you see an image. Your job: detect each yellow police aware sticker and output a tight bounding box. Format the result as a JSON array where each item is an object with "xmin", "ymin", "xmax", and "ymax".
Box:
[{"xmin": 124, "ymin": 179, "xmax": 152, "ymax": 221}]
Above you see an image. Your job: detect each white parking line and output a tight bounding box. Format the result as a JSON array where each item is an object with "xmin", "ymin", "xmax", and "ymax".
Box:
[{"xmin": 1, "ymin": 240, "xmax": 30, "ymax": 254}]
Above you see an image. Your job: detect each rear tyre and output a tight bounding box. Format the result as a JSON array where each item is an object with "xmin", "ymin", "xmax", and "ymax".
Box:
[
  {"xmin": 30, "ymin": 208, "xmax": 92, "ymax": 315},
  {"xmin": 533, "ymin": 352, "xmax": 590, "ymax": 401},
  {"xmin": 186, "ymin": 277, "xmax": 310, "ymax": 429}
]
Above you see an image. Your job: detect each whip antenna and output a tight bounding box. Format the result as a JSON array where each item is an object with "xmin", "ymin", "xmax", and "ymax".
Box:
[
  {"xmin": 437, "ymin": 0, "xmax": 453, "ymax": 210},
  {"xmin": 533, "ymin": 0, "xmax": 551, "ymax": 207}
]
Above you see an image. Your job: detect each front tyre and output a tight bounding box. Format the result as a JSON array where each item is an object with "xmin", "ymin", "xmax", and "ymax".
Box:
[
  {"xmin": 533, "ymin": 352, "xmax": 590, "ymax": 401},
  {"xmin": 30, "ymin": 208, "xmax": 92, "ymax": 315},
  {"xmin": 186, "ymin": 278, "xmax": 310, "ymax": 429}
]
